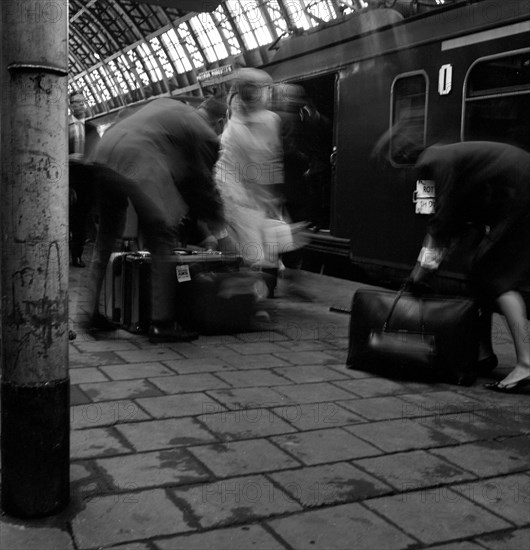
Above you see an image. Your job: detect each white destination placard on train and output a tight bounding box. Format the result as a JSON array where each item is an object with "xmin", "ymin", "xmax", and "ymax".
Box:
[{"xmin": 414, "ymin": 180, "xmax": 436, "ymax": 214}]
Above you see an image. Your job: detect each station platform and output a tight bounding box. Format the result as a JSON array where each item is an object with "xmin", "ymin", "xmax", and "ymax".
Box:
[{"xmin": 1, "ymin": 259, "xmax": 529, "ymax": 550}]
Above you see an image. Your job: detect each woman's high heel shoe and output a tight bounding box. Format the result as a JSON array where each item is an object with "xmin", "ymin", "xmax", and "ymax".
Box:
[{"xmin": 483, "ymin": 376, "xmax": 530, "ymax": 393}]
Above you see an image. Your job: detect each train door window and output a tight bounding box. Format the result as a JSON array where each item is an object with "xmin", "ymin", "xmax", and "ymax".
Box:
[
  {"xmin": 463, "ymin": 49, "xmax": 530, "ymax": 152},
  {"xmin": 390, "ymin": 72, "xmax": 428, "ymax": 165}
]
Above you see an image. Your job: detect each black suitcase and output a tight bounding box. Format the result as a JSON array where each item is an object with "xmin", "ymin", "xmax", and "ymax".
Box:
[
  {"xmin": 176, "ymin": 269, "xmax": 265, "ymax": 335},
  {"xmin": 346, "ymin": 287, "xmax": 480, "ymax": 385},
  {"xmin": 171, "ymin": 250, "xmax": 265, "ymax": 334}
]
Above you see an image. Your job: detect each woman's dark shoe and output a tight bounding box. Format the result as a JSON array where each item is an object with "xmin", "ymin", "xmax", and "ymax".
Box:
[
  {"xmin": 148, "ymin": 323, "xmax": 198, "ymax": 343},
  {"xmin": 477, "ymin": 354, "xmax": 498, "ymax": 373},
  {"xmin": 89, "ymin": 312, "xmax": 118, "ymax": 331},
  {"xmin": 72, "ymin": 257, "xmax": 86, "ymax": 268},
  {"xmin": 484, "ymin": 376, "xmax": 530, "ymax": 393}
]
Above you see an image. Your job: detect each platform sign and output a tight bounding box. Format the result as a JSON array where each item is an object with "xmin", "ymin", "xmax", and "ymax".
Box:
[{"xmin": 413, "ymin": 179, "xmax": 436, "ymax": 214}]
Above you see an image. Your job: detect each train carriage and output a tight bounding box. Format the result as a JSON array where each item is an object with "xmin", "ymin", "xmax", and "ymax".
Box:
[{"xmin": 264, "ymin": 0, "xmax": 530, "ymax": 292}]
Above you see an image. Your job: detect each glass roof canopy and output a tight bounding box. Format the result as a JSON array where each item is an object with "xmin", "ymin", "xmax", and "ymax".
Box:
[{"xmin": 68, "ymin": 0, "xmax": 364, "ymax": 115}]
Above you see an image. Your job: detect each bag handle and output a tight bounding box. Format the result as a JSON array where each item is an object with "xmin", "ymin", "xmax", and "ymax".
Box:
[{"xmin": 382, "ymin": 284, "xmax": 425, "ymax": 333}]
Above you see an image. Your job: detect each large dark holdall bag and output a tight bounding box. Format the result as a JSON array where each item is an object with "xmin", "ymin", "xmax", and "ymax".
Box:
[{"xmin": 346, "ymin": 287, "xmax": 480, "ymax": 386}]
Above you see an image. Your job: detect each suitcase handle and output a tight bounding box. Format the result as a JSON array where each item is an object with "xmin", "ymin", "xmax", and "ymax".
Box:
[{"xmin": 382, "ymin": 286, "xmax": 426, "ymax": 334}]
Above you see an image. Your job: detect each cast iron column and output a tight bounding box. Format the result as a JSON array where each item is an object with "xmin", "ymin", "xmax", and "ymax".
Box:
[{"xmin": 1, "ymin": 0, "xmax": 70, "ymax": 517}]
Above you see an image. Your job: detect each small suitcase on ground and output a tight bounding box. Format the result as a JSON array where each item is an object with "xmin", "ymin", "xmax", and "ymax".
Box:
[
  {"xmin": 346, "ymin": 287, "xmax": 480, "ymax": 385},
  {"xmin": 121, "ymin": 251, "xmax": 151, "ymax": 333},
  {"xmin": 103, "ymin": 252, "xmax": 128, "ymax": 324}
]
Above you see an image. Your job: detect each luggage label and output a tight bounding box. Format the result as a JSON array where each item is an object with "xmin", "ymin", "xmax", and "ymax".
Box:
[{"xmin": 176, "ymin": 264, "xmax": 191, "ymax": 282}]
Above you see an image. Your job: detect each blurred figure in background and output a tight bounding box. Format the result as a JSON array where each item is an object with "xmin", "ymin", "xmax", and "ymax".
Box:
[
  {"xmin": 86, "ymin": 97, "xmax": 227, "ymax": 342},
  {"xmin": 68, "ymin": 90, "xmax": 100, "ymax": 267},
  {"xmin": 270, "ymin": 83, "xmax": 310, "ymax": 224},
  {"xmin": 214, "ymin": 68, "xmax": 285, "ymax": 297},
  {"xmin": 299, "ymin": 101, "xmax": 333, "ymax": 231},
  {"xmin": 409, "ymin": 141, "xmax": 530, "ymax": 393}
]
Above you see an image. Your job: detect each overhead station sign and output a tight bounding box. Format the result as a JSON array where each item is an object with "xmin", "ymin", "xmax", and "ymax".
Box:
[
  {"xmin": 130, "ymin": 1, "xmax": 222, "ymax": 12},
  {"xmin": 197, "ymin": 65, "xmax": 234, "ymax": 83}
]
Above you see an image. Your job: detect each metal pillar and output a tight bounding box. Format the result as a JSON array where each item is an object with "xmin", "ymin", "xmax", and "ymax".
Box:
[{"xmin": 1, "ymin": 0, "xmax": 70, "ymax": 517}]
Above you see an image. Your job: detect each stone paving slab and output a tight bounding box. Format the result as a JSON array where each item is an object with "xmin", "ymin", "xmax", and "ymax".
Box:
[
  {"xmin": 113, "ymin": 347, "xmax": 185, "ymax": 364},
  {"xmin": 449, "ymin": 473, "xmax": 530, "ymax": 526},
  {"xmin": 99, "ymin": 361, "xmax": 175, "ymax": 380},
  {"xmin": 162, "ymin": 357, "xmax": 238, "ymax": 373},
  {"xmin": 365, "ymin": 489, "xmax": 512, "ymax": 545},
  {"xmin": 431, "ymin": 437, "xmax": 530, "ymax": 478},
  {"xmin": 69, "ymin": 351, "xmax": 126, "ymax": 368},
  {"xmin": 344, "ymin": 417, "xmax": 459, "ymax": 453},
  {"xmin": 476, "ymin": 528, "xmax": 530, "ymax": 550},
  {"xmin": 272, "ymin": 381, "xmax": 357, "ymax": 403},
  {"xmin": 270, "ymin": 402, "xmax": 365, "ymax": 430},
  {"xmin": 271, "ymin": 364, "xmax": 352, "ymax": 383},
  {"xmin": 269, "ymin": 462, "xmax": 393, "ymax": 506},
  {"xmin": 79, "ymin": 379, "xmax": 164, "ymax": 402},
  {"xmin": 415, "ymin": 411, "xmax": 529, "ymax": 444},
  {"xmin": 220, "ymin": 353, "xmax": 292, "ymax": 369},
  {"xmin": 70, "ymin": 427, "xmax": 133, "ymax": 459},
  {"xmin": 205, "ymin": 387, "xmax": 293, "ymax": 410},
  {"xmin": 213, "ymin": 368, "xmax": 293, "ymax": 388},
  {"xmin": 355, "ymin": 449, "xmax": 477, "ymax": 491},
  {"xmin": 94, "ymin": 448, "xmax": 211, "ymax": 490},
  {"xmin": 187, "ymin": 439, "xmax": 301, "ymax": 477},
  {"xmin": 116, "ymin": 417, "xmax": 219, "ymax": 452},
  {"xmin": 266, "ymin": 502, "xmax": 416, "ymax": 550},
  {"xmin": 338, "ymin": 376, "xmax": 418, "ymax": 398},
  {"xmin": 69, "ymin": 367, "xmax": 110, "ymax": 385},
  {"xmin": 271, "ymin": 428, "xmax": 382, "ymax": 465},
  {"xmin": 71, "ymin": 489, "xmax": 191, "ymax": 548},
  {"xmin": 198, "ymin": 408, "xmax": 297, "ymax": 440},
  {"xmin": 148, "ymin": 373, "xmax": 231, "ymax": 393},
  {"xmin": 223, "ymin": 341, "xmax": 290, "ymax": 355},
  {"xmin": 154, "ymin": 524, "xmax": 287, "ymax": 550},
  {"xmin": 170, "ymin": 475, "xmax": 302, "ymax": 529},
  {"xmin": 136, "ymin": 392, "xmax": 228, "ymax": 419},
  {"xmin": 0, "ymin": 520, "xmax": 74, "ymax": 550},
  {"xmin": 338, "ymin": 395, "xmax": 411, "ymax": 421},
  {"xmin": 71, "ymin": 399, "xmax": 150, "ymax": 429}
]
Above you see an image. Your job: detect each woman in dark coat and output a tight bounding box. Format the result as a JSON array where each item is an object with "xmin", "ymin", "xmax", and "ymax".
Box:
[{"xmin": 411, "ymin": 141, "xmax": 530, "ymax": 392}]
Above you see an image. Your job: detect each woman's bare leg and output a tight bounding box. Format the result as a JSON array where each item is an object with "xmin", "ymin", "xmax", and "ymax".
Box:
[{"xmin": 495, "ymin": 291, "xmax": 530, "ymax": 386}]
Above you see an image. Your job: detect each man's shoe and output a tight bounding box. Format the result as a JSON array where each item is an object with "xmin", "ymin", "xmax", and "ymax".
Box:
[
  {"xmin": 72, "ymin": 257, "xmax": 86, "ymax": 268},
  {"xmin": 148, "ymin": 323, "xmax": 198, "ymax": 343},
  {"xmin": 476, "ymin": 354, "xmax": 498, "ymax": 373},
  {"xmin": 89, "ymin": 312, "xmax": 117, "ymax": 331}
]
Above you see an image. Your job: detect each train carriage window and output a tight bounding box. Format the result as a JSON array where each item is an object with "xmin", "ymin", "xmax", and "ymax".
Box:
[
  {"xmin": 390, "ymin": 73, "xmax": 428, "ymax": 165},
  {"xmin": 464, "ymin": 50, "xmax": 530, "ymax": 152}
]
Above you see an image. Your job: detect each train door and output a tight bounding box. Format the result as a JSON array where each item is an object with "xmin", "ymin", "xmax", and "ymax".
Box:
[{"xmin": 284, "ymin": 73, "xmax": 336, "ymax": 232}]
